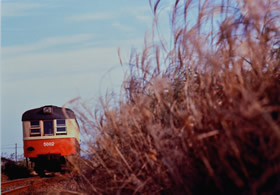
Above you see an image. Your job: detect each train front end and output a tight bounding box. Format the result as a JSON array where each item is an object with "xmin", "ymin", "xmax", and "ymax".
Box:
[{"xmin": 22, "ymin": 105, "xmax": 80, "ymax": 174}]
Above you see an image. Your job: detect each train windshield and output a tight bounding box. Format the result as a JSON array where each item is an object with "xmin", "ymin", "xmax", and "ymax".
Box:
[
  {"xmin": 56, "ymin": 119, "xmax": 66, "ymax": 135},
  {"xmin": 30, "ymin": 121, "xmax": 41, "ymax": 136},
  {"xmin": 44, "ymin": 121, "xmax": 54, "ymax": 135}
]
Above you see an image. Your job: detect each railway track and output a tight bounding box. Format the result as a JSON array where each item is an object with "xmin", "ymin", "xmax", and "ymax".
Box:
[{"xmin": 1, "ymin": 176, "xmax": 54, "ymax": 194}]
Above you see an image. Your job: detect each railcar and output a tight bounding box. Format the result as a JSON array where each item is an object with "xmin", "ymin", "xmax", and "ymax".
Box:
[{"xmin": 22, "ymin": 105, "xmax": 80, "ymax": 175}]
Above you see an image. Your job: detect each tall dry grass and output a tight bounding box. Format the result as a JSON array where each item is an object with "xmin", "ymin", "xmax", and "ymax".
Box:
[{"xmin": 69, "ymin": 0, "xmax": 280, "ymax": 194}]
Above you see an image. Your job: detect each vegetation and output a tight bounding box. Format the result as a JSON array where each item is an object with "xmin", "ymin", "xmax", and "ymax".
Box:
[
  {"xmin": 1, "ymin": 158, "xmax": 31, "ymax": 180},
  {"xmin": 70, "ymin": 0, "xmax": 280, "ymax": 194}
]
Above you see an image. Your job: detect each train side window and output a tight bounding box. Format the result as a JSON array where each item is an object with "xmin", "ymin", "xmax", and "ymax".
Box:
[
  {"xmin": 56, "ymin": 119, "xmax": 66, "ymax": 135},
  {"xmin": 44, "ymin": 121, "xmax": 54, "ymax": 135},
  {"xmin": 30, "ymin": 121, "xmax": 41, "ymax": 136}
]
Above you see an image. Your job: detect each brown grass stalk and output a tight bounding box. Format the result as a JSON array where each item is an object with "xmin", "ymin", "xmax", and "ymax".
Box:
[{"xmin": 68, "ymin": 0, "xmax": 280, "ymax": 194}]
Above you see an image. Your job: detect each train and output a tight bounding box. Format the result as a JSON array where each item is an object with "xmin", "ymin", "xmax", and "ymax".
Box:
[{"xmin": 22, "ymin": 105, "xmax": 80, "ymax": 175}]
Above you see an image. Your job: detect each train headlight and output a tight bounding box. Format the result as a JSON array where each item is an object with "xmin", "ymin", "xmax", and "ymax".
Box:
[
  {"xmin": 43, "ymin": 106, "xmax": 53, "ymax": 114},
  {"xmin": 27, "ymin": 147, "xmax": 34, "ymax": 151}
]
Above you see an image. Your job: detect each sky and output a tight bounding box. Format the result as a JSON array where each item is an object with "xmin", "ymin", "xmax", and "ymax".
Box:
[{"xmin": 1, "ymin": 0, "xmax": 172, "ymax": 158}]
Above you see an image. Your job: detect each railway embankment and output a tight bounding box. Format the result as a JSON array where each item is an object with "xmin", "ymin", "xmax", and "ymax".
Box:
[
  {"xmin": 1, "ymin": 174, "xmax": 78, "ymax": 194},
  {"xmin": 1, "ymin": 165, "xmax": 78, "ymax": 194}
]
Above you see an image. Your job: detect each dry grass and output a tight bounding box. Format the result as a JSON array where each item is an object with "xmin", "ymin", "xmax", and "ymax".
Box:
[{"xmin": 69, "ymin": 0, "xmax": 280, "ymax": 194}]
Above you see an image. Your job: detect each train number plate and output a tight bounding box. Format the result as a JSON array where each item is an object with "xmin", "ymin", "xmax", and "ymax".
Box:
[{"xmin": 43, "ymin": 142, "xmax": 55, "ymax": 146}]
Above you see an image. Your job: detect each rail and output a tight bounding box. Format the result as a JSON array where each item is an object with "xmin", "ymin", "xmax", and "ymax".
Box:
[{"xmin": 1, "ymin": 176, "xmax": 47, "ymax": 194}]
